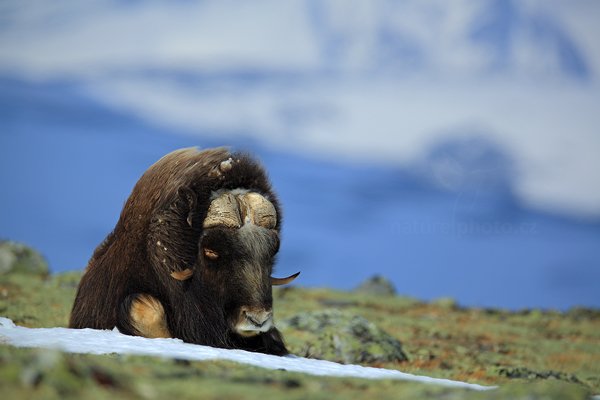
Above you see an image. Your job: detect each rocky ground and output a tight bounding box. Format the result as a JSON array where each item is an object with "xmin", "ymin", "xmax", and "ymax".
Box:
[{"xmin": 1, "ymin": 241, "xmax": 599, "ymax": 399}]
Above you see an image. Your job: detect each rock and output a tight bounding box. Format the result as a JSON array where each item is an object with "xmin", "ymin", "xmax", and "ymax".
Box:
[
  {"xmin": 494, "ymin": 366, "xmax": 583, "ymax": 385},
  {"xmin": 0, "ymin": 241, "xmax": 49, "ymax": 277},
  {"xmin": 281, "ymin": 309, "xmax": 408, "ymax": 364},
  {"xmin": 353, "ymin": 275, "xmax": 396, "ymax": 296},
  {"xmin": 430, "ymin": 297, "xmax": 458, "ymax": 309},
  {"xmin": 18, "ymin": 348, "xmax": 123, "ymax": 394},
  {"xmin": 565, "ymin": 307, "xmax": 600, "ymax": 320}
]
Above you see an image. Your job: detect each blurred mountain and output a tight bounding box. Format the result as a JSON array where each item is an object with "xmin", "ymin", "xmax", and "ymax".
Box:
[
  {"xmin": 309, "ymin": 0, "xmax": 592, "ymax": 80},
  {"xmin": 0, "ymin": 0, "xmax": 596, "ymax": 80}
]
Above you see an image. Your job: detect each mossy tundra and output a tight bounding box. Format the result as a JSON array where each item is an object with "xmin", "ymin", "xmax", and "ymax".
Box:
[{"xmin": 1, "ymin": 259, "xmax": 599, "ymax": 398}]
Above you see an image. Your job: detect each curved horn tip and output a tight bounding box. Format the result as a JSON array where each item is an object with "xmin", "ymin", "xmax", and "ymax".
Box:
[
  {"xmin": 171, "ymin": 268, "xmax": 194, "ymax": 281},
  {"xmin": 271, "ymin": 271, "xmax": 301, "ymax": 286}
]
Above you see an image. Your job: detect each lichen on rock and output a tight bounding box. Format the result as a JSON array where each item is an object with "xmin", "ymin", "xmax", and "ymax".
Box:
[
  {"xmin": 494, "ymin": 366, "xmax": 583, "ymax": 385},
  {"xmin": 0, "ymin": 241, "xmax": 49, "ymax": 277},
  {"xmin": 281, "ymin": 309, "xmax": 407, "ymax": 364},
  {"xmin": 353, "ymin": 275, "xmax": 396, "ymax": 296}
]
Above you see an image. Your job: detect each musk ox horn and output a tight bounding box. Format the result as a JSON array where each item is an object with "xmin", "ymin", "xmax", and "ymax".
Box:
[
  {"xmin": 271, "ymin": 271, "xmax": 300, "ymax": 286},
  {"xmin": 203, "ymin": 191, "xmax": 277, "ymax": 229},
  {"xmin": 171, "ymin": 268, "xmax": 194, "ymax": 281},
  {"xmin": 238, "ymin": 192, "xmax": 277, "ymax": 229},
  {"xmin": 203, "ymin": 192, "xmax": 242, "ymax": 229}
]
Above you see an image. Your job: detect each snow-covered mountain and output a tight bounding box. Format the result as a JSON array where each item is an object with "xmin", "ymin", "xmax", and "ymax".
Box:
[
  {"xmin": 2, "ymin": 0, "xmax": 599, "ymax": 217},
  {"xmin": 1, "ymin": 0, "xmax": 596, "ymax": 79}
]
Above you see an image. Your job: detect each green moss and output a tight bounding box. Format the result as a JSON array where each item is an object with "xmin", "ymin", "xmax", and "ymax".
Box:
[
  {"xmin": 0, "ymin": 272, "xmax": 78, "ymax": 327},
  {"xmin": 0, "ymin": 271, "xmax": 599, "ymax": 399}
]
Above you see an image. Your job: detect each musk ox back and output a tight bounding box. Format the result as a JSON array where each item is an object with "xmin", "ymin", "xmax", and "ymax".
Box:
[{"xmin": 69, "ymin": 147, "xmax": 298, "ymax": 355}]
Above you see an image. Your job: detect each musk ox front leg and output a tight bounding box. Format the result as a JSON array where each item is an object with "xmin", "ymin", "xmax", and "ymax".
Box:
[{"xmin": 118, "ymin": 294, "xmax": 171, "ymax": 339}]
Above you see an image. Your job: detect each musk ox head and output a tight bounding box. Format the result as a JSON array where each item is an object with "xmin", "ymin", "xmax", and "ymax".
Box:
[{"xmin": 196, "ymin": 189, "xmax": 298, "ymax": 338}]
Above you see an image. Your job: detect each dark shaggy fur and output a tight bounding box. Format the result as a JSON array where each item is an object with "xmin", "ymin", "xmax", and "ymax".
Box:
[{"xmin": 69, "ymin": 147, "xmax": 287, "ymax": 355}]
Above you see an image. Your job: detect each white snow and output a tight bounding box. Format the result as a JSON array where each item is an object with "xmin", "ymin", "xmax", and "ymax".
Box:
[{"xmin": 0, "ymin": 317, "xmax": 493, "ymax": 391}]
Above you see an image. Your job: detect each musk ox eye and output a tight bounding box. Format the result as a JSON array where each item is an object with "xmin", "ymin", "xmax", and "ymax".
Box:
[{"xmin": 203, "ymin": 248, "xmax": 219, "ymax": 260}]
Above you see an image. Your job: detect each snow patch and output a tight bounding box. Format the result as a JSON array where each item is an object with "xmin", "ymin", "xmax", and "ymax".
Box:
[{"xmin": 0, "ymin": 317, "xmax": 493, "ymax": 391}]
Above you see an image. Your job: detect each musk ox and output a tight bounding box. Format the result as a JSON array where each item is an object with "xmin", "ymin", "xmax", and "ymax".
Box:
[{"xmin": 69, "ymin": 147, "xmax": 299, "ymax": 355}]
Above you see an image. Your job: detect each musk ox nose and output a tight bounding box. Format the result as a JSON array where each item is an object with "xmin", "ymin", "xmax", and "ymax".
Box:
[
  {"xmin": 244, "ymin": 309, "xmax": 272, "ymax": 327},
  {"xmin": 235, "ymin": 307, "xmax": 274, "ymax": 337}
]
